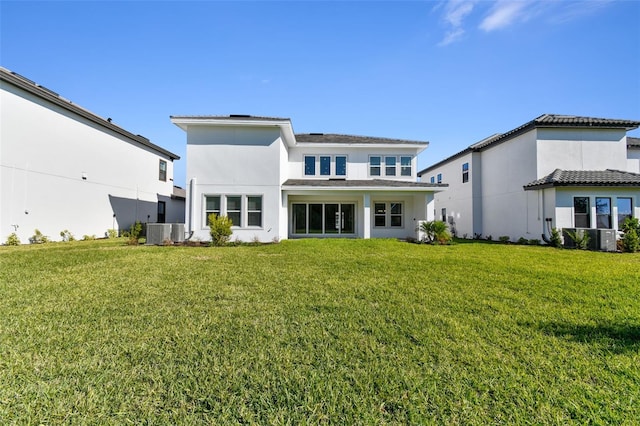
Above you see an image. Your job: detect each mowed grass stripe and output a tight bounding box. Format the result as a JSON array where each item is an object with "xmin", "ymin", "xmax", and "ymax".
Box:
[{"xmin": 1, "ymin": 238, "xmax": 638, "ymax": 424}]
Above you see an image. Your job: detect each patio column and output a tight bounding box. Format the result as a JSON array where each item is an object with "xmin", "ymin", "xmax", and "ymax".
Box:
[{"xmin": 363, "ymin": 193, "xmax": 371, "ymax": 239}]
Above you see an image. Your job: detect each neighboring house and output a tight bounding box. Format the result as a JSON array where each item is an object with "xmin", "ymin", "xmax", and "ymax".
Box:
[
  {"xmin": 171, "ymin": 115, "xmax": 446, "ymax": 242},
  {"xmin": 418, "ymin": 114, "xmax": 640, "ymax": 242},
  {"xmin": 1, "ymin": 67, "xmax": 184, "ymax": 243}
]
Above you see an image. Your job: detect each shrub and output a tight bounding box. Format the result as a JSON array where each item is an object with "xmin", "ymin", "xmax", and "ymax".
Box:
[
  {"xmin": 82, "ymin": 235, "xmax": 97, "ymax": 241},
  {"xmin": 517, "ymin": 237, "xmax": 528, "ymax": 245},
  {"xmin": 549, "ymin": 228, "xmax": 562, "ymax": 248},
  {"xmin": 29, "ymin": 229, "xmax": 50, "ymax": 244},
  {"xmin": 528, "ymin": 239, "xmax": 540, "ymax": 246},
  {"xmin": 106, "ymin": 229, "xmax": 118, "ymax": 239},
  {"xmin": 498, "ymin": 236, "xmax": 510, "ymax": 243},
  {"xmin": 620, "ymin": 218, "xmax": 640, "ymax": 253},
  {"xmin": 208, "ymin": 214, "xmax": 233, "ymax": 247},
  {"xmin": 5, "ymin": 233, "xmax": 21, "ymax": 246},
  {"xmin": 420, "ymin": 221, "xmax": 451, "ymax": 244},
  {"xmin": 486, "ymin": 235, "xmax": 493, "ymax": 241},
  {"xmin": 125, "ymin": 221, "xmax": 143, "ymax": 245},
  {"xmin": 60, "ymin": 230, "xmax": 75, "ymax": 242},
  {"xmin": 565, "ymin": 229, "xmax": 590, "ymax": 250}
]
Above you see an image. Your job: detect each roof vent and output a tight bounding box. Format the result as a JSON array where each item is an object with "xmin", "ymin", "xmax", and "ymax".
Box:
[{"xmin": 230, "ymin": 114, "xmax": 252, "ymax": 118}]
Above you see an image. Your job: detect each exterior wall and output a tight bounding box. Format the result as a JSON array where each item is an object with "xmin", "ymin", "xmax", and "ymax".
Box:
[
  {"xmin": 480, "ymin": 130, "xmax": 538, "ymax": 240},
  {"xmin": 554, "ymin": 187, "xmax": 639, "ymax": 231},
  {"xmin": 537, "ymin": 128, "xmax": 628, "ymax": 175},
  {"xmin": 287, "ymin": 146, "xmax": 419, "ymax": 181},
  {"xmin": 1, "ymin": 80, "xmax": 181, "ymax": 243},
  {"xmin": 628, "ymin": 148, "xmax": 640, "ymax": 173},
  {"xmin": 186, "ymin": 126, "xmax": 285, "ymax": 242},
  {"xmin": 424, "ymin": 152, "xmax": 475, "ymax": 238}
]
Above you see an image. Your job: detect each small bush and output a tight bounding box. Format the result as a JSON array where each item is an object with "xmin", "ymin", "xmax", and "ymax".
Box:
[
  {"xmin": 82, "ymin": 235, "xmax": 97, "ymax": 241},
  {"xmin": 208, "ymin": 214, "xmax": 233, "ymax": 247},
  {"xmin": 29, "ymin": 229, "xmax": 50, "ymax": 244},
  {"xmin": 5, "ymin": 233, "xmax": 21, "ymax": 246},
  {"xmin": 565, "ymin": 229, "xmax": 590, "ymax": 250},
  {"xmin": 60, "ymin": 230, "xmax": 75, "ymax": 242},
  {"xmin": 106, "ymin": 229, "xmax": 118, "ymax": 239},
  {"xmin": 620, "ymin": 218, "xmax": 640, "ymax": 253},
  {"xmin": 498, "ymin": 236, "xmax": 510, "ymax": 243},
  {"xmin": 528, "ymin": 239, "xmax": 540, "ymax": 246},
  {"xmin": 125, "ymin": 221, "xmax": 143, "ymax": 245},
  {"xmin": 517, "ymin": 237, "xmax": 528, "ymax": 245},
  {"xmin": 549, "ymin": 228, "xmax": 562, "ymax": 248},
  {"xmin": 486, "ymin": 235, "xmax": 493, "ymax": 241}
]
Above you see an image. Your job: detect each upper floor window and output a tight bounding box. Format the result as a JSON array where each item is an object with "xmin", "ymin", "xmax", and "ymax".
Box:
[
  {"xmin": 574, "ymin": 197, "xmax": 590, "ymax": 228},
  {"xmin": 369, "ymin": 155, "xmax": 413, "ymax": 178},
  {"xmin": 159, "ymin": 160, "xmax": 167, "ymax": 181},
  {"xmin": 304, "ymin": 156, "xmax": 316, "ymax": 175},
  {"xmin": 430, "ymin": 176, "xmax": 435, "ymax": 184},
  {"xmin": 305, "ymin": 155, "xmax": 348, "ymax": 177},
  {"xmin": 462, "ymin": 163, "xmax": 469, "ymax": 183},
  {"xmin": 437, "ymin": 173, "xmax": 442, "ymax": 184},
  {"xmin": 385, "ymin": 156, "xmax": 397, "ymax": 176}
]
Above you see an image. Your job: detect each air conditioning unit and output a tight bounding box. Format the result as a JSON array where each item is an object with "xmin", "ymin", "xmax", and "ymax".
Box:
[
  {"xmin": 146, "ymin": 224, "xmax": 171, "ymax": 245},
  {"xmin": 596, "ymin": 229, "xmax": 617, "ymax": 252},
  {"xmin": 171, "ymin": 223, "xmax": 185, "ymax": 243}
]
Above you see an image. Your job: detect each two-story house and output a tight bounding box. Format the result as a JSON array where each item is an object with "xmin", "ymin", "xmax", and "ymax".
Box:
[
  {"xmin": 171, "ymin": 115, "xmax": 446, "ymax": 242},
  {"xmin": 418, "ymin": 114, "xmax": 640, "ymax": 242},
  {"xmin": 1, "ymin": 67, "xmax": 184, "ymax": 243}
]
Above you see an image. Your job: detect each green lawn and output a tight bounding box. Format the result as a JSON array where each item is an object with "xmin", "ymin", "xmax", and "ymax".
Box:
[{"xmin": 1, "ymin": 239, "xmax": 638, "ymax": 424}]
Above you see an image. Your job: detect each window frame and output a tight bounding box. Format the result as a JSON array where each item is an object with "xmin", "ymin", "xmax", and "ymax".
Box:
[
  {"xmin": 247, "ymin": 195, "xmax": 263, "ymax": 228},
  {"xmin": 596, "ymin": 197, "xmax": 612, "ymax": 229},
  {"xmin": 400, "ymin": 156, "xmax": 412, "ymax": 177},
  {"xmin": 369, "ymin": 156, "xmax": 381, "ymax": 177},
  {"xmin": 462, "ymin": 163, "xmax": 469, "ymax": 183},
  {"xmin": 304, "ymin": 154, "xmax": 348, "ymax": 177},
  {"xmin": 373, "ymin": 201, "xmax": 404, "ymax": 228},
  {"xmin": 617, "ymin": 197, "xmax": 633, "ymax": 228},
  {"xmin": 304, "ymin": 155, "xmax": 316, "ymax": 176},
  {"xmin": 204, "ymin": 195, "xmax": 221, "ymax": 226},
  {"xmin": 573, "ymin": 197, "xmax": 590, "ymax": 228},
  {"xmin": 437, "ymin": 173, "xmax": 442, "ymax": 184},
  {"xmin": 159, "ymin": 159, "xmax": 167, "ymax": 182}
]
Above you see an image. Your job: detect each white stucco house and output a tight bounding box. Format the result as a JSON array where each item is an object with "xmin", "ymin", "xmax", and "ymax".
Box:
[
  {"xmin": 418, "ymin": 114, "xmax": 640, "ymax": 243},
  {"xmin": 171, "ymin": 115, "xmax": 446, "ymax": 242},
  {"xmin": 1, "ymin": 67, "xmax": 184, "ymax": 243}
]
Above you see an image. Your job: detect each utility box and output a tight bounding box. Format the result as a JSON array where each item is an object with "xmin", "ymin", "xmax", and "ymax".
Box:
[
  {"xmin": 596, "ymin": 229, "xmax": 617, "ymax": 252},
  {"xmin": 562, "ymin": 228, "xmax": 597, "ymax": 250},
  {"xmin": 146, "ymin": 223, "xmax": 171, "ymax": 245},
  {"xmin": 171, "ymin": 223, "xmax": 185, "ymax": 243}
]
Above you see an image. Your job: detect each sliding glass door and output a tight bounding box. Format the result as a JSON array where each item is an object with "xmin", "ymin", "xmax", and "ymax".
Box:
[{"xmin": 292, "ymin": 203, "xmax": 355, "ymax": 236}]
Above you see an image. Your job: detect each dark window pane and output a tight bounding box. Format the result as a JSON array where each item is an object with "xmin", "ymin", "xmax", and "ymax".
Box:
[
  {"xmin": 375, "ymin": 216, "xmax": 386, "ymax": 227},
  {"xmin": 336, "ymin": 156, "xmax": 346, "ymax": 176},
  {"xmin": 309, "ymin": 204, "xmax": 323, "ymax": 233},
  {"xmin": 304, "ymin": 156, "xmax": 315, "ymax": 175},
  {"xmin": 324, "ymin": 204, "xmax": 339, "ymax": 233},
  {"xmin": 390, "ymin": 216, "xmax": 402, "ymax": 227},
  {"xmin": 320, "ymin": 156, "xmax": 331, "ymax": 175},
  {"xmin": 293, "ymin": 204, "xmax": 307, "ymax": 234}
]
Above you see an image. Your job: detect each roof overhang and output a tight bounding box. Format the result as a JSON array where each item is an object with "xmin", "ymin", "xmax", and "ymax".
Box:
[
  {"xmin": 170, "ymin": 115, "xmax": 297, "ymax": 147},
  {"xmin": 282, "ymin": 179, "xmax": 448, "ymax": 193}
]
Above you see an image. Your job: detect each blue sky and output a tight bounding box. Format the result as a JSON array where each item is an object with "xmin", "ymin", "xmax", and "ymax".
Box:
[{"xmin": 2, "ymin": 0, "xmax": 639, "ymax": 187}]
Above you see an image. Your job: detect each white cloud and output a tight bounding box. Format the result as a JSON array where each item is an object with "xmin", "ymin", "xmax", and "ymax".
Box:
[
  {"xmin": 437, "ymin": 0, "xmax": 475, "ymax": 46},
  {"xmin": 479, "ymin": 1, "xmax": 529, "ymax": 32}
]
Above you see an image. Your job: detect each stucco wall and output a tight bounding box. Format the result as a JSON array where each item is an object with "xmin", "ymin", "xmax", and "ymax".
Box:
[{"xmin": 1, "ymin": 81, "xmax": 180, "ymax": 243}]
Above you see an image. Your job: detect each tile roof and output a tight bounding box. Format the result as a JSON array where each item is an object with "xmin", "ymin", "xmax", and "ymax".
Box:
[
  {"xmin": 295, "ymin": 133, "xmax": 428, "ymax": 146},
  {"xmin": 523, "ymin": 169, "xmax": 640, "ymax": 190},
  {"xmin": 628, "ymin": 137, "xmax": 640, "ymax": 149},
  {"xmin": 282, "ymin": 179, "xmax": 447, "ymax": 189},
  {"xmin": 419, "ymin": 114, "xmax": 640, "ymax": 176},
  {"xmin": 1, "ymin": 67, "xmax": 180, "ymax": 160}
]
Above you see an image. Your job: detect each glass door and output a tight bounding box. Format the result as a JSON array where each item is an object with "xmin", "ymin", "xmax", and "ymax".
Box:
[{"xmin": 291, "ymin": 203, "xmax": 355, "ymax": 236}]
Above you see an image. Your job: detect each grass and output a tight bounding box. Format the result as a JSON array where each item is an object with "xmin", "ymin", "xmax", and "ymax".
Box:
[{"xmin": 1, "ymin": 238, "xmax": 639, "ymax": 424}]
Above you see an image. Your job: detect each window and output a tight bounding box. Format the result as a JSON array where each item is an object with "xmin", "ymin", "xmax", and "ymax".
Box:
[
  {"xmin": 596, "ymin": 197, "xmax": 611, "ymax": 229},
  {"xmin": 385, "ymin": 156, "xmax": 397, "ymax": 176},
  {"xmin": 157, "ymin": 201, "xmax": 166, "ymax": 223},
  {"xmin": 205, "ymin": 195, "xmax": 221, "ymax": 224},
  {"xmin": 292, "ymin": 203, "xmax": 355, "ymax": 235},
  {"xmin": 400, "ymin": 156, "xmax": 412, "ymax": 176},
  {"xmin": 336, "ymin": 156, "xmax": 347, "ymax": 176},
  {"xmin": 574, "ymin": 197, "xmax": 590, "ymax": 228},
  {"xmin": 159, "ymin": 160, "xmax": 167, "ymax": 181},
  {"xmin": 304, "ymin": 156, "xmax": 315, "ymax": 176},
  {"xmin": 226, "ymin": 196, "xmax": 242, "ymax": 227},
  {"xmin": 320, "ymin": 156, "xmax": 331, "ymax": 175},
  {"xmin": 370, "ymin": 156, "xmax": 381, "ymax": 176},
  {"xmin": 441, "ymin": 208, "xmax": 447, "ymax": 223},
  {"xmin": 374, "ymin": 202, "xmax": 403, "ymax": 228},
  {"xmin": 462, "ymin": 163, "xmax": 469, "ymax": 183},
  {"xmin": 247, "ymin": 196, "xmax": 262, "ymax": 227},
  {"xmin": 617, "ymin": 198, "xmax": 633, "ymax": 227},
  {"xmin": 430, "ymin": 176, "xmax": 435, "ymax": 184},
  {"xmin": 437, "ymin": 173, "xmax": 442, "ymax": 184}
]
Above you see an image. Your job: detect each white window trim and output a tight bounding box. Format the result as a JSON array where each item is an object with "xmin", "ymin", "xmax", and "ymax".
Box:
[
  {"xmin": 369, "ymin": 155, "xmax": 413, "ymax": 178},
  {"xmin": 373, "ymin": 201, "xmax": 404, "ymax": 229},
  {"xmin": 202, "ymin": 194, "xmax": 264, "ymax": 230},
  {"xmin": 303, "ymin": 154, "xmax": 349, "ymax": 178}
]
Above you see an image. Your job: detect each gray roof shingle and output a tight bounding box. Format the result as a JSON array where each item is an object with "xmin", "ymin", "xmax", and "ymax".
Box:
[
  {"xmin": 295, "ymin": 133, "xmax": 428, "ymax": 145},
  {"xmin": 523, "ymin": 169, "xmax": 640, "ymax": 190},
  {"xmin": 283, "ymin": 179, "xmax": 446, "ymax": 189}
]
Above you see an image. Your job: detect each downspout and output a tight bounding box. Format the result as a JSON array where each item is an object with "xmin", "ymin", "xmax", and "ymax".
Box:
[{"xmin": 185, "ymin": 177, "xmax": 196, "ymax": 240}]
